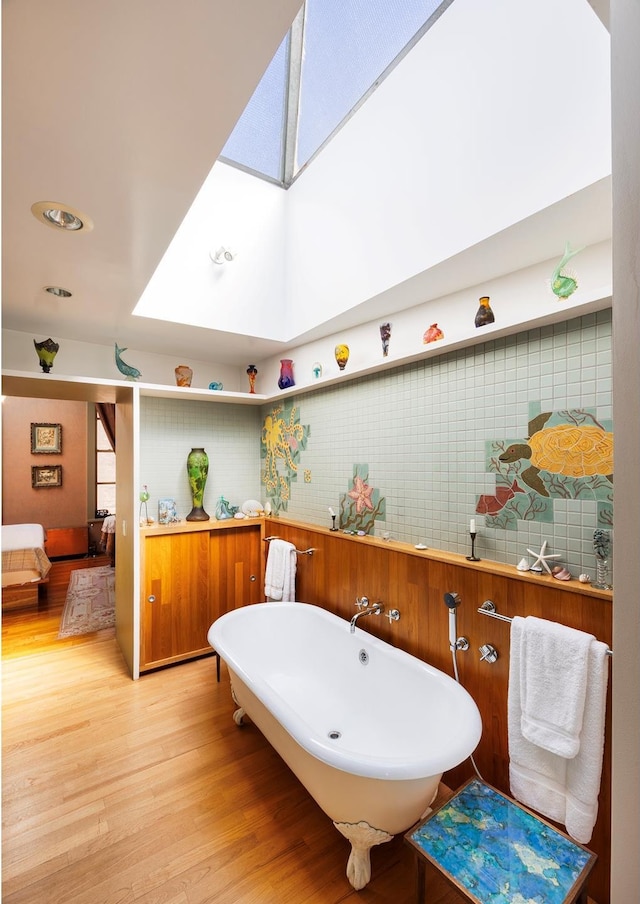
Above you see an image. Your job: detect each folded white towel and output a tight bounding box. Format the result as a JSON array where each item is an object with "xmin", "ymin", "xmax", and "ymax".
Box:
[
  {"xmin": 508, "ymin": 615, "xmax": 609, "ymax": 844},
  {"xmin": 519, "ymin": 615, "xmax": 592, "ymax": 758},
  {"xmin": 264, "ymin": 539, "xmax": 297, "ymax": 602}
]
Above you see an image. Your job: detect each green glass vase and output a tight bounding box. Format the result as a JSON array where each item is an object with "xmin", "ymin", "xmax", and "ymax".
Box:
[{"xmin": 186, "ymin": 447, "xmax": 210, "ymax": 521}]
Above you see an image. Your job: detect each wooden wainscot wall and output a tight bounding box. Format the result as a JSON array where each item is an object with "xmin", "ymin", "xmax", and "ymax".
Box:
[{"xmin": 263, "ymin": 517, "xmax": 613, "ymax": 904}]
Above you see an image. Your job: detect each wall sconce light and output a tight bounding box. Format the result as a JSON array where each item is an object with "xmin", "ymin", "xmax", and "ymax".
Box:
[{"xmin": 210, "ymin": 246, "xmax": 237, "ymax": 265}]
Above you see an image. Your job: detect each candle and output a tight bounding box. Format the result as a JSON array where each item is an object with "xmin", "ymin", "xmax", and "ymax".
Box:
[
  {"xmin": 470, "ymin": 519, "xmax": 476, "ymax": 534},
  {"xmin": 328, "ymin": 507, "xmax": 335, "ymax": 517}
]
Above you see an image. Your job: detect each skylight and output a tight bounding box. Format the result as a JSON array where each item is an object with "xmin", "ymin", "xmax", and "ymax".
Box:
[{"xmin": 220, "ymin": 0, "xmax": 453, "ymax": 187}]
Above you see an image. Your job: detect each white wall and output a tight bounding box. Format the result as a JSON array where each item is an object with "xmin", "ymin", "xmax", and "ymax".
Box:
[
  {"xmin": 4, "ymin": 239, "xmax": 612, "ymax": 396},
  {"xmin": 126, "ymin": 0, "xmax": 611, "ymax": 348},
  {"xmin": 1, "ymin": 331, "xmax": 245, "ymax": 391},
  {"xmin": 285, "ymin": 0, "xmax": 611, "ymax": 336},
  {"xmin": 255, "ymin": 240, "xmax": 612, "ymax": 393},
  {"xmin": 610, "ymin": 0, "xmax": 640, "ymax": 899},
  {"xmin": 133, "ymin": 162, "xmax": 288, "ymax": 339}
]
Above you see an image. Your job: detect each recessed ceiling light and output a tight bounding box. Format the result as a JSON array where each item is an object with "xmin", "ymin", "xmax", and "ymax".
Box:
[
  {"xmin": 44, "ymin": 286, "xmax": 72, "ymax": 297},
  {"xmin": 31, "ymin": 201, "xmax": 93, "ymax": 232}
]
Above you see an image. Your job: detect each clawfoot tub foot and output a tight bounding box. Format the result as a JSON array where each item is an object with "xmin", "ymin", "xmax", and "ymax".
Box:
[
  {"xmin": 230, "ymin": 685, "xmax": 246, "ymax": 726},
  {"xmin": 333, "ymin": 820, "xmax": 393, "ymax": 889}
]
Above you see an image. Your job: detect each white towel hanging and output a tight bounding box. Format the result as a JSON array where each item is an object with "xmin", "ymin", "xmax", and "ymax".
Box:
[
  {"xmin": 508, "ymin": 615, "xmax": 609, "ymax": 844},
  {"xmin": 519, "ymin": 615, "xmax": 592, "ymax": 758},
  {"xmin": 264, "ymin": 539, "xmax": 297, "ymax": 602}
]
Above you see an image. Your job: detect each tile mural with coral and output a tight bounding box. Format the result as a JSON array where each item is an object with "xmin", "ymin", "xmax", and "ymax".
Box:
[
  {"xmin": 339, "ymin": 464, "xmax": 386, "ymax": 534},
  {"xmin": 478, "ymin": 402, "xmax": 613, "ymax": 531},
  {"xmin": 261, "ymin": 401, "xmax": 310, "ymax": 514}
]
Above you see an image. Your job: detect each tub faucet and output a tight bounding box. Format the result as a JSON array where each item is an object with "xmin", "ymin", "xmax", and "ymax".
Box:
[{"xmin": 350, "ymin": 601, "xmax": 384, "ymax": 633}]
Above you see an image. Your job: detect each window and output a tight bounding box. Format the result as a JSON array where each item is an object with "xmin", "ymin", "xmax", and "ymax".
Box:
[
  {"xmin": 96, "ymin": 411, "xmax": 116, "ymax": 514},
  {"xmin": 220, "ymin": 0, "xmax": 452, "ymax": 186}
]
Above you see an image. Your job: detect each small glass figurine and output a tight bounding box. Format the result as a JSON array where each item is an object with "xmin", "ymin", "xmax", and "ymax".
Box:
[
  {"xmin": 379, "ymin": 322, "xmax": 391, "ymax": 357},
  {"xmin": 139, "ymin": 485, "xmax": 151, "ymax": 525},
  {"xmin": 551, "ymin": 241, "xmax": 583, "ymax": 300}
]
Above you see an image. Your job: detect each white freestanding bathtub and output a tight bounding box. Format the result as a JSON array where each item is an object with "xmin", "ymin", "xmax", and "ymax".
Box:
[{"xmin": 208, "ymin": 602, "xmax": 482, "ymax": 889}]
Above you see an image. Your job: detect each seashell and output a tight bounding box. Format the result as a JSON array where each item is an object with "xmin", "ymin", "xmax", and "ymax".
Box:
[
  {"xmin": 516, "ymin": 557, "xmax": 530, "ymax": 572},
  {"xmin": 578, "ymin": 573, "xmax": 592, "ymax": 584},
  {"xmin": 552, "ymin": 566, "xmax": 572, "ymax": 581}
]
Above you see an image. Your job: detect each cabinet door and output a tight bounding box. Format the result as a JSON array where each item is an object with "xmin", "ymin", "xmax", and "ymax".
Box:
[
  {"xmin": 141, "ymin": 532, "xmax": 211, "ymax": 670},
  {"xmin": 209, "ymin": 526, "xmax": 262, "ymax": 622}
]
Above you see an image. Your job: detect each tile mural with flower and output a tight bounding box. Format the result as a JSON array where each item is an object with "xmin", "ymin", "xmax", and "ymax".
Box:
[
  {"xmin": 478, "ymin": 402, "xmax": 613, "ymax": 530},
  {"xmin": 261, "ymin": 401, "xmax": 310, "ymax": 514},
  {"xmin": 339, "ymin": 464, "xmax": 386, "ymax": 534}
]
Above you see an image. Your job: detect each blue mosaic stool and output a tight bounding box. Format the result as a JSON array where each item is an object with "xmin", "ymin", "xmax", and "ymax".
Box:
[{"xmin": 405, "ymin": 778, "xmax": 596, "ymax": 904}]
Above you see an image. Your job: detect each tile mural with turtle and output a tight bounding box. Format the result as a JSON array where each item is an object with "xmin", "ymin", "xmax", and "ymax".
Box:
[
  {"xmin": 478, "ymin": 403, "xmax": 613, "ymax": 530},
  {"xmin": 260, "ymin": 401, "xmax": 310, "ymax": 514}
]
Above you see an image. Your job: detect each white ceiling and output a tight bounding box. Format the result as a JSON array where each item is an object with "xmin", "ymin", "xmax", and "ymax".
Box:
[
  {"xmin": 2, "ymin": 0, "xmax": 612, "ymax": 367},
  {"xmin": 1, "ymin": 0, "xmax": 303, "ymax": 364}
]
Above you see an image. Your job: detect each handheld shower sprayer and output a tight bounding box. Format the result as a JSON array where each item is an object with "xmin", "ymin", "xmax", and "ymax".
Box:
[
  {"xmin": 443, "ymin": 591, "xmax": 483, "ymax": 781},
  {"xmin": 443, "ymin": 591, "xmax": 461, "ymax": 650}
]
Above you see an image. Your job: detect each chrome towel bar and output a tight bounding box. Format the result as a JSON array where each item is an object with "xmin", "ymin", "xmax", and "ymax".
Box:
[
  {"xmin": 478, "ymin": 600, "xmax": 613, "ymax": 656},
  {"xmin": 263, "ymin": 536, "xmax": 316, "ymax": 556}
]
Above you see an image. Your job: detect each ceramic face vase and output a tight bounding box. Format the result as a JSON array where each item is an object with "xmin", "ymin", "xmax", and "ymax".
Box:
[
  {"xmin": 186, "ymin": 447, "xmax": 210, "ymax": 521},
  {"xmin": 175, "ymin": 364, "xmax": 193, "ymax": 387}
]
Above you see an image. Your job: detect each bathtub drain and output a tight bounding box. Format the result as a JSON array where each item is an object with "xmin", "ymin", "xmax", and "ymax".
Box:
[{"xmin": 328, "ymin": 730, "xmax": 341, "ymax": 740}]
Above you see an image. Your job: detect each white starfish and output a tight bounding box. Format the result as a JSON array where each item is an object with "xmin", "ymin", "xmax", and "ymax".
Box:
[{"xmin": 526, "ymin": 540, "xmax": 562, "ymax": 575}]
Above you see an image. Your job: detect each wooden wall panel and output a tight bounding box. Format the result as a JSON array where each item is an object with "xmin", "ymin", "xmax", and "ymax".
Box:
[{"xmin": 265, "ymin": 517, "xmax": 612, "ymax": 904}]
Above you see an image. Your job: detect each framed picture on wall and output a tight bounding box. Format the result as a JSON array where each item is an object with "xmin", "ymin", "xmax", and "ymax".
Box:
[
  {"xmin": 31, "ymin": 465, "xmax": 62, "ymax": 488},
  {"xmin": 31, "ymin": 422, "xmax": 62, "ymax": 454}
]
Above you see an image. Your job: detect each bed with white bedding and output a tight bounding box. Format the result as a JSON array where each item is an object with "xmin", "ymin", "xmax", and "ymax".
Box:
[{"xmin": 2, "ymin": 524, "xmax": 52, "ymax": 605}]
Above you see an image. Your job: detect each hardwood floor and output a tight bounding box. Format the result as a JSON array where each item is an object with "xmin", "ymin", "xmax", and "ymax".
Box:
[
  {"xmin": 2, "ymin": 560, "xmax": 466, "ymax": 904},
  {"xmin": 2, "ymin": 563, "xmax": 600, "ymax": 904},
  {"xmin": 2, "ymin": 555, "xmax": 114, "ymax": 658}
]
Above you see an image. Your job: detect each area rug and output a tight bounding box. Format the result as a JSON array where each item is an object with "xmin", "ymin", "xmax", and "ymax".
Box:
[{"xmin": 58, "ymin": 566, "xmax": 115, "ymax": 638}]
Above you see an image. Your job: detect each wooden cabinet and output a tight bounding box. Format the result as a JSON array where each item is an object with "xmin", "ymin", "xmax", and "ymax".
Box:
[
  {"xmin": 45, "ymin": 526, "xmax": 88, "ymax": 558},
  {"xmin": 140, "ymin": 522, "xmax": 262, "ymax": 671}
]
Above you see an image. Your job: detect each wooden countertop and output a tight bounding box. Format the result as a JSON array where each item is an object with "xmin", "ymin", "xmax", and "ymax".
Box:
[
  {"xmin": 140, "ymin": 517, "xmax": 265, "ymax": 537},
  {"xmin": 266, "ymin": 516, "xmax": 613, "ymax": 602}
]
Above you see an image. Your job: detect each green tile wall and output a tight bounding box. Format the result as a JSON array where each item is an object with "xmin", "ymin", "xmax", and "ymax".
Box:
[{"xmin": 267, "ymin": 310, "xmax": 613, "ymax": 578}]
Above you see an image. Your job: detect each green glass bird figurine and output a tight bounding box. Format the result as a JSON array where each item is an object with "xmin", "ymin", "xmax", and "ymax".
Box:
[{"xmin": 551, "ymin": 241, "xmax": 584, "ymax": 299}]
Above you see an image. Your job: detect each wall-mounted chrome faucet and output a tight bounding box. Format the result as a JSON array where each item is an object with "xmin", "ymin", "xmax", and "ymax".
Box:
[
  {"xmin": 350, "ymin": 598, "xmax": 384, "ymax": 633},
  {"xmin": 479, "ymin": 643, "xmax": 499, "ymax": 663}
]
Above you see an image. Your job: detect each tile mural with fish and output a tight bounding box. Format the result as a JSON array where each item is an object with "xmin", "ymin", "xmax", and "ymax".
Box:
[
  {"xmin": 479, "ymin": 402, "xmax": 613, "ymax": 530},
  {"xmin": 260, "ymin": 400, "xmax": 310, "ymax": 514}
]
